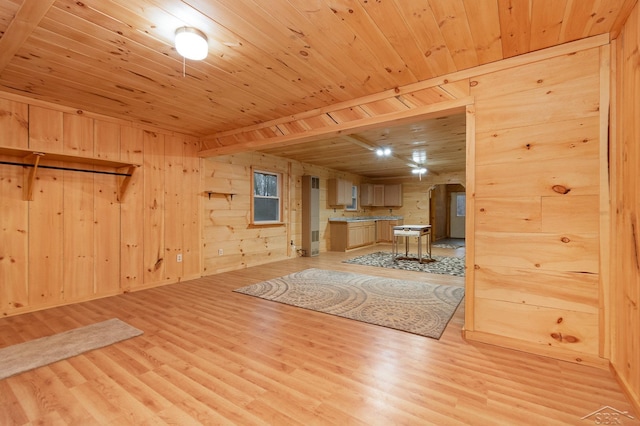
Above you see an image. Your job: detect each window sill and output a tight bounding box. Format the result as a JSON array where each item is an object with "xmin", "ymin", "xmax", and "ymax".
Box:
[{"xmin": 250, "ymin": 222, "xmax": 286, "ymax": 228}]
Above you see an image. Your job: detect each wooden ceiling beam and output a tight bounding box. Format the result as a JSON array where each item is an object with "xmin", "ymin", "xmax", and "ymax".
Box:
[{"xmin": 0, "ymin": 0, "xmax": 56, "ymax": 73}]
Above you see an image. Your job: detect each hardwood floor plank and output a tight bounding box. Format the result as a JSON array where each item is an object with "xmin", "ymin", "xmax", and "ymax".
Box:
[{"xmin": 0, "ymin": 245, "xmax": 638, "ymax": 425}]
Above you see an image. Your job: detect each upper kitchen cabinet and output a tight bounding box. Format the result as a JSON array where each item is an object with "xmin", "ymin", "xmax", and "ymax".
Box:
[
  {"xmin": 360, "ymin": 183, "xmax": 384, "ymax": 206},
  {"xmin": 384, "ymin": 184, "xmax": 403, "ymax": 207},
  {"xmin": 361, "ymin": 183, "xmax": 402, "ymax": 207},
  {"xmin": 328, "ymin": 178, "xmax": 353, "ymax": 206}
]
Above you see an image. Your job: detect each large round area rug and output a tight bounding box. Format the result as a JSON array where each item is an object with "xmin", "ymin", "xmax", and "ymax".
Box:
[{"xmin": 234, "ymin": 268, "xmax": 465, "ymax": 339}]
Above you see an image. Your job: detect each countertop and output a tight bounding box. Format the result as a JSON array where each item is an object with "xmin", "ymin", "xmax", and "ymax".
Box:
[{"xmin": 328, "ymin": 216, "xmax": 403, "ymax": 223}]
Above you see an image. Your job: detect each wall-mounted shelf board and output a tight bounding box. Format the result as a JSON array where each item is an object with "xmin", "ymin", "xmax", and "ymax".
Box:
[
  {"xmin": 205, "ymin": 191, "xmax": 236, "ymax": 201},
  {"xmin": 0, "ymin": 146, "xmax": 141, "ymax": 202}
]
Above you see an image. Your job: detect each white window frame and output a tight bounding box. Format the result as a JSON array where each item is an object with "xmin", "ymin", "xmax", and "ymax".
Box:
[
  {"xmin": 252, "ymin": 169, "xmax": 282, "ymax": 224},
  {"xmin": 345, "ymin": 185, "xmax": 358, "ymax": 211}
]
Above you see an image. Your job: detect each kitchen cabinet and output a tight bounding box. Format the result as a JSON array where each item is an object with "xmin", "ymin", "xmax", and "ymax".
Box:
[
  {"xmin": 330, "ymin": 220, "xmax": 376, "ymax": 251},
  {"xmin": 328, "ymin": 178, "xmax": 353, "ymax": 206},
  {"xmin": 360, "ymin": 183, "xmax": 384, "ymax": 206},
  {"xmin": 376, "ymin": 219, "xmax": 403, "ymax": 242},
  {"xmin": 361, "ymin": 183, "xmax": 402, "ymax": 207},
  {"xmin": 384, "ymin": 184, "xmax": 403, "ymax": 207}
]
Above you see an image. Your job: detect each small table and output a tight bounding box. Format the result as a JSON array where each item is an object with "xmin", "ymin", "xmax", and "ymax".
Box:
[{"xmin": 392, "ymin": 225, "xmax": 432, "ymax": 263}]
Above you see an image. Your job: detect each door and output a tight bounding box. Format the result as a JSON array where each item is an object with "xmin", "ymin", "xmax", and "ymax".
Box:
[{"xmin": 450, "ymin": 192, "xmax": 466, "ymax": 238}]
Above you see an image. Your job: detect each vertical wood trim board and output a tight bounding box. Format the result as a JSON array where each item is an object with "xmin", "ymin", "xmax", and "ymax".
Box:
[
  {"xmin": 610, "ymin": 1, "xmax": 640, "ymax": 414},
  {"xmin": 464, "ymin": 104, "xmax": 476, "ymax": 332}
]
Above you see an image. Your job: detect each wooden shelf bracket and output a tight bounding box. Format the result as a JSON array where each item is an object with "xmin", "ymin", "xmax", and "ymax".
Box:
[
  {"xmin": 205, "ymin": 191, "xmax": 236, "ymax": 201},
  {"xmin": 117, "ymin": 165, "xmax": 139, "ymax": 203},
  {"xmin": 25, "ymin": 152, "xmax": 44, "ymax": 201}
]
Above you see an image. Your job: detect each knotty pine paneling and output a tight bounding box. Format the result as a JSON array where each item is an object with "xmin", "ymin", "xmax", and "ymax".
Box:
[
  {"xmin": 475, "ymin": 118, "xmax": 599, "ymax": 166},
  {"xmin": 0, "ymin": 98, "xmax": 28, "ymax": 312},
  {"xmin": 0, "ymin": 93, "xmax": 201, "ymax": 317},
  {"xmin": 94, "ymin": 121, "xmax": 121, "ymax": 296},
  {"xmin": 201, "ymin": 150, "xmax": 455, "ymax": 275},
  {"xmin": 474, "ymin": 266, "xmax": 599, "ymax": 314},
  {"xmin": 0, "ymin": 157, "xmax": 27, "ymax": 311},
  {"xmin": 119, "ymin": 126, "xmax": 144, "ymax": 292},
  {"xmin": 475, "ymin": 197, "xmax": 542, "ymax": 233},
  {"xmin": 27, "ymin": 164, "xmax": 64, "ymax": 308},
  {"xmin": 27, "ymin": 105, "xmax": 65, "ymax": 308},
  {"xmin": 611, "ymin": 2, "xmax": 640, "ymax": 413},
  {"xmin": 142, "ymin": 130, "xmax": 166, "ymax": 286},
  {"xmin": 474, "ymin": 298, "xmax": 599, "ymax": 355},
  {"xmin": 469, "ymin": 46, "xmax": 605, "ymax": 361},
  {"xmin": 182, "ymin": 139, "xmax": 202, "ymax": 279},
  {"xmin": 0, "ymin": 98, "xmax": 28, "ymax": 147},
  {"xmin": 474, "ymin": 231, "xmax": 599, "ymax": 274},
  {"xmin": 29, "ymin": 106, "xmax": 63, "ymax": 152},
  {"xmin": 62, "ymin": 114, "xmax": 95, "ymax": 301},
  {"xmin": 164, "ymin": 135, "xmax": 183, "ymax": 283},
  {"xmin": 202, "ymin": 153, "xmax": 364, "ymax": 275}
]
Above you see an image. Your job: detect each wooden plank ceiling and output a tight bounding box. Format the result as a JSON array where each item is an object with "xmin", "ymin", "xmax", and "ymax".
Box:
[{"xmin": 0, "ymin": 0, "xmax": 634, "ymax": 178}]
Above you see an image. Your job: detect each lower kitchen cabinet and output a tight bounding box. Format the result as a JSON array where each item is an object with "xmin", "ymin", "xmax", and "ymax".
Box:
[
  {"xmin": 376, "ymin": 219, "xmax": 402, "ymax": 242},
  {"xmin": 330, "ymin": 221, "xmax": 376, "ymax": 251}
]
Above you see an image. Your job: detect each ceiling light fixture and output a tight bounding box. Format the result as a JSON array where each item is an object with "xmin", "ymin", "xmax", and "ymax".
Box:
[
  {"xmin": 175, "ymin": 27, "xmax": 208, "ymax": 60},
  {"xmin": 375, "ymin": 147, "xmax": 392, "ymax": 156},
  {"xmin": 412, "ymin": 150, "xmax": 427, "ymax": 164},
  {"xmin": 412, "ymin": 167, "xmax": 427, "ymax": 181}
]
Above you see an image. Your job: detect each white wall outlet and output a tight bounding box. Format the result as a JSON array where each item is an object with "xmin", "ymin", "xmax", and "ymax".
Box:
[
  {"xmin": 218, "ymin": 249, "xmax": 223, "ymax": 256},
  {"xmin": 176, "ymin": 253, "xmax": 183, "ymax": 262}
]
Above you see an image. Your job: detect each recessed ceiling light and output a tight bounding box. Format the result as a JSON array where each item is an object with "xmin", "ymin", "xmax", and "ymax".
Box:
[{"xmin": 375, "ymin": 147, "xmax": 392, "ymax": 156}]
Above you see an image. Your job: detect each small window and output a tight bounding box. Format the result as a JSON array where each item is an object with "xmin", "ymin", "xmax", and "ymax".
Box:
[
  {"xmin": 456, "ymin": 193, "xmax": 466, "ymax": 217},
  {"xmin": 252, "ymin": 169, "xmax": 281, "ymax": 223},
  {"xmin": 345, "ymin": 185, "xmax": 358, "ymax": 211}
]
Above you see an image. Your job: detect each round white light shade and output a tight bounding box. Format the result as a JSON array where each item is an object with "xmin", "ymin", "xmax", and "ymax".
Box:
[{"xmin": 175, "ymin": 27, "xmax": 208, "ymax": 60}]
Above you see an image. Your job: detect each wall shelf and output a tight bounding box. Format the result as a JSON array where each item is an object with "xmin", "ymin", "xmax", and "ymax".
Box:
[
  {"xmin": 0, "ymin": 146, "xmax": 141, "ymax": 202},
  {"xmin": 205, "ymin": 191, "xmax": 236, "ymax": 201}
]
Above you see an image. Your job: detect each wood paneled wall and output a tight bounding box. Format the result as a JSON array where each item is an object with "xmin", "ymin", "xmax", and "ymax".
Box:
[
  {"xmin": 0, "ymin": 95, "xmax": 201, "ymax": 317},
  {"xmin": 611, "ymin": 1, "xmax": 640, "ymax": 413},
  {"xmin": 201, "ymin": 150, "xmax": 466, "ymax": 276},
  {"xmin": 202, "ymin": 153, "xmax": 367, "ymax": 274},
  {"xmin": 466, "ymin": 46, "xmax": 607, "ymax": 366}
]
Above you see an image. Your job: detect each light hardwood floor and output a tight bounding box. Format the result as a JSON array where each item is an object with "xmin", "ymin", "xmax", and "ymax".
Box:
[{"xmin": 0, "ymin": 244, "xmax": 637, "ymax": 425}]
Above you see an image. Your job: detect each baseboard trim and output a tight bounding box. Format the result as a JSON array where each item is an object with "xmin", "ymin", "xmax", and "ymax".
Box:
[
  {"xmin": 609, "ymin": 362, "xmax": 640, "ymax": 418},
  {"xmin": 462, "ymin": 329, "xmax": 609, "ymax": 369}
]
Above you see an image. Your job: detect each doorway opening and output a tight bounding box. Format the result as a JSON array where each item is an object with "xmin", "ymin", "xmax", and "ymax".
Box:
[{"xmin": 429, "ymin": 183, "xmax": 466, "ymax": 244}]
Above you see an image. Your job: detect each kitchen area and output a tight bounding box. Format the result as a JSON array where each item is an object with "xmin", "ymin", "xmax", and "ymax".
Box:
[{"xmin": 325, "ymin": 177, "xmax": 405, "ymax": 252}]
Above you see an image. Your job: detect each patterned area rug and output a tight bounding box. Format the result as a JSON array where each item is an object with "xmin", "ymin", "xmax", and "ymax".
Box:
[
  {"xmin": 234, "ymin": 268, "xmax": 465, "ymax": 339},
  {"xmin": 432, "ymin": 238, "xmax": 466, "ymax": 249},
  {"xmin": 343, "ymin": 252, "xmax": 466, "ymax": 277}
]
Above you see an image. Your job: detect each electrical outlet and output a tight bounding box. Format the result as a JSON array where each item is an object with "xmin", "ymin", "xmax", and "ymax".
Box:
[
  {"xmin": 218, "ymin": 249, "xmax": 223, "ymax": 256},
  {"xmin": 176, "ymin": 253, "xmax": 182, "ymax": 262}
]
